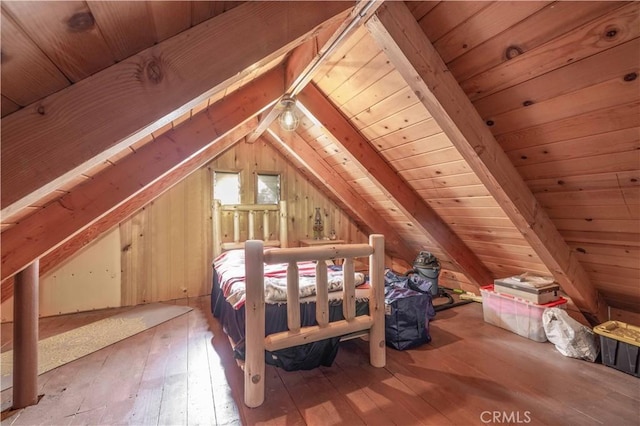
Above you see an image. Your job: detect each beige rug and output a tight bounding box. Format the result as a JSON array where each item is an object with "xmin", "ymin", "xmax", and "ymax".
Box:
[{"xmin": 1, "ymin": 303, "xmax": 193, "ymax": 391}]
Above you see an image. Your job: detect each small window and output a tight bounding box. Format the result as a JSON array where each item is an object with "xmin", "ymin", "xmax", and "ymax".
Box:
[
  {"xmin": 257, "ymin": 173, "xmax": 280, "ymax": 204},
  {"xmin": 214, "ymin": 171, "xmax": 240, "ymax": 205}
]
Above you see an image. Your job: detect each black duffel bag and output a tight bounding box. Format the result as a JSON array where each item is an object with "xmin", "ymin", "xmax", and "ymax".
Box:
[{"xmin": 384, "ymin": 270, "xmax": 436, "ymax": 350}]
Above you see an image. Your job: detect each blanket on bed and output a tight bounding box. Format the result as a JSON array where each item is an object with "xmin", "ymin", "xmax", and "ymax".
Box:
[{"xmin": 213, "ymin": 249, "xmax": 365, "ymax": 309}]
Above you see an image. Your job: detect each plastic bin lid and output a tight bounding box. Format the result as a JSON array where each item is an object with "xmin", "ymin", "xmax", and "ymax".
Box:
[
  {"xmin": 593, "ymin": 320, "xmax": 640, "ymax": 347},
  {"xmin": 480, "ymin": 285, "xmax": 567, "ymax": 307}
]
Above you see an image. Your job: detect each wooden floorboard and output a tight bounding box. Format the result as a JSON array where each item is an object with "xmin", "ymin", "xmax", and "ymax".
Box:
[{"xmin": 1, "ymin": 296, "xmax": 639, "ymax": 425}]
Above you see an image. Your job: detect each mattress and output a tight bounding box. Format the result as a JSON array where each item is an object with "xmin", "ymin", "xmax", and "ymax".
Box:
[{"xmin": 211, "ymin": 266, "xmax": 370, "ymax": 371}]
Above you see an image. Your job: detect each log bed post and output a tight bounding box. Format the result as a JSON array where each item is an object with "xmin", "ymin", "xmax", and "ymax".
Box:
[
  {"xmin": 368, "ymin": 234, "xmax": 386, "ymax": 367},
  {"xmin": 244, "ymin": 240, "xmax": 266, "ymax": 408},
  {"xmin": 13, "ymin": 260, "xmax": 39, "ymax": 409}
]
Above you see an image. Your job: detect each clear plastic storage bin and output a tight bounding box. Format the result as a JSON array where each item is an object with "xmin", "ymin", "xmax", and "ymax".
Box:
[{"xmin": 480, "ymin": 285, "xmax": 567, "ymax": 342}]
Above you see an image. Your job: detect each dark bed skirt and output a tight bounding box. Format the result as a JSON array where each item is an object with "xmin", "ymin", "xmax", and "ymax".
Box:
[{"xmin": 211, "ymin": 270, "xmax": 368, "ymax": 371}]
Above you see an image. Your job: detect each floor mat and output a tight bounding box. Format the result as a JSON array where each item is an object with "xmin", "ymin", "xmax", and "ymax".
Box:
[{"xmin": 1, "ymin": 303, "xmax": 193, "ymax": 391}]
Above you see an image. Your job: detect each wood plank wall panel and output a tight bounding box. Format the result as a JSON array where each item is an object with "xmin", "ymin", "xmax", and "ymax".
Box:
[
  {"xmin": 416, "ymin": 1, "xmax": 640, "ymax": 310},
  {"xmin": 120, "ymin": 170, "xmax": 212, "ymax": 306},
  {"xmin": 207, "ymin": 138, "xmax": 367, "ymax": 247}
]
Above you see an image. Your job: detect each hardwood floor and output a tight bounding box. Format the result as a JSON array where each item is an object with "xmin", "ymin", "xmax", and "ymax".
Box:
[{"xmin": 1, "ymin": 296, "xmax": 638, "ymax": 425}]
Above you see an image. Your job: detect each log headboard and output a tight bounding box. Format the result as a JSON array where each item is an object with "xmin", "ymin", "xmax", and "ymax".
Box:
[{"xmin": 212, "ymin": 199, "xmax": 288, "ymax": 257}]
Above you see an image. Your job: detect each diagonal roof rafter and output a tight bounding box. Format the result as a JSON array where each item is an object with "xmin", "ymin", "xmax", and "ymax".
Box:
[
  {"xmin": 365, "ymin": 2, "xmax": 608, "ymax": 324},
  {"xmin": 264, "ymin": 127, "xmax": 415, "ymax": 264},
  {"xmin": 1, "ymin": 68, "xmax": 285, "ymax": 281},
  {"xmin": 297, "ymin": 83, "xmax": 495, "ymax": 289},
  {"xmin": 1, "ymin": 0, "xmax": 354, "ymax": 218}
]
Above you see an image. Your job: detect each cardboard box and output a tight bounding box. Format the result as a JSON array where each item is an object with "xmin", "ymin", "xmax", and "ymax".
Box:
[{"xmin": 494, "ymin": 274, "xmax": 560, "ymax": 304}]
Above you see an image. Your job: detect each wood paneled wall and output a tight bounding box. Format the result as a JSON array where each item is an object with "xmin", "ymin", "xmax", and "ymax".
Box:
[
  {"xmin": 209, "ymin": 137, "xmax": 367, "ymax": 246},
  {"xmin": 120, "ymin": 169, "xmax": 213, "ymax": 307},
  {"xmin": 118, "ymin": 136, "xmax": 366, "ymax": 308},
  {"xmin": 1, "ymin": 137, "xmax": 368, "ymax": 321}
]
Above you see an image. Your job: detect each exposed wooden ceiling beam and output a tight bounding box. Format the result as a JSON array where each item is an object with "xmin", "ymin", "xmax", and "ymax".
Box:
[
  {"xmin": 1, "ymin": 1, "xmax": 353, "ymax": 217},
  {"xmin": 246, "ymin": 0, "xmax": 384, "ymax": 143},
  {"xmin": 297, "ymin": 83, "xmax": 495, "ymax": 289},
  {"xmin": 1, "ymin": 69, "xmax": 284, "ymax": 281},
  {"xmin": 264, "ymin": 127, "xmax": 415, "ymax": 264},
  {"xmin": 366, "ymin": 2, "xmax": 608, "ymax": 324},
  {"xmin": 0, "ymin": 119, "xmax": 255, "ymax": 303}
]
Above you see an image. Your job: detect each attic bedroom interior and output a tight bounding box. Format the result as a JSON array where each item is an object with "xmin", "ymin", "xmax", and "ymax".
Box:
[{"xmin": 1, "ymin": 0, "xmax": 639, "ymax": 424}]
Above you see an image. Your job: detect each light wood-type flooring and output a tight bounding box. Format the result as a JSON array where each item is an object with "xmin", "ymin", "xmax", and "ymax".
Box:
[{"xmin": 1, "ymin": 296, "xmax": 638, "ymax": 425}]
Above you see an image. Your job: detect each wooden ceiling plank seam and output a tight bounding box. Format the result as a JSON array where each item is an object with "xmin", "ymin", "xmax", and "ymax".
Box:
[
  {"xmin": 329, "ymin": 52, "xmax": 396, "ymax": 108},
  {"xmin": 417, "ymin": 1, "xmax": 489, "ymax": 44},
  {"xmin": 0, "ymin": 11, "xmax": 71, "ymax": 107},
  {"xmin": 147, "ymin": 1, "xmax": 192, "ymax": 43},
  {"xmin": 338, "ymin": 68, "xmax": 410, "ymax": 118},
  {"xmin": 87, "ymin": 1, "xmax": 157, "ymax": 62},
  {"xmin": 487, "ymin": 75, "xmax": 640, "ymax": 136},
  {"xmin": 298, "ymin": 83, "xmax": 495, "ymax": 289},
  {"xmin": 1, "ymin": 95, "xmax": 20, "ymax": 118},
  {"xmin": 0, "ymin": 67, "xmax": 284, "ymax": 281},
  {"xmin": 496, "ymin": 100, "xmax": 640, "ymax": 152},
  {"xmin": 507, "ymin": 127, "xmax": 640, "ymax": 166},
  {"xmin": 313, "ymin": 26, "xmax": 376, "ymax": 96},
  {"xmin": 367, "ymin": 2, "xmax": 608, "ymax": 324},
  {"xmin": 379, "ymin": 131, "xmax": 451, "ymax": 161},
  {"xmin": 547, "ymin": 205, "xmax": 638, "ymax": 221},
  {"xmin": 434, "ymin": 1, "xmax": 549, "ymax": 65},
  {"xmin": 407, "ymin": 1, "xmax": 440, "ymax": 23},
  {"xmin": 263, "ymin": 127, "xmax": 415, "ymax": 264},
  {"xmin": 473, "ymin": 37, "xmax": 640, "ymax": 119},
  {"xmin": 461, "ymin": 3, "xmax": 640, "ymax": 103},
  {"xmin": 517, "ymin": 150, "xmax": 640, "ymax": 182},
  {"xmin": 1, "ymin": 1, "xmax": 353, "ymax": 218},
  {"xmin": 2, "ymin": 1, "xmax": 116, "ymax": 83},
  {"xmin": 353, "ymin": 86, "xmax": 420, "ymax": 128},
  {"xmin": 449, "ymin": 1, "xmax": 626, "ymax": 83}
]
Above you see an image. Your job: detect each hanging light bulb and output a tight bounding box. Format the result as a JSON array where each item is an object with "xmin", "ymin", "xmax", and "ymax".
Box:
[{"xmin": 278, "ymin": 95, "xmax": 299, "ymax": 131}]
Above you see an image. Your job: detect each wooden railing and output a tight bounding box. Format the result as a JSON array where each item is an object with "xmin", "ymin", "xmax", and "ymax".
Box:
[
  {"xmin": 212, "ymin": 200, "xmax": 288, "ymax": 257},
  {"xmin": 243, "ymin": 234, "xmax": 386, "ymax": 407}
]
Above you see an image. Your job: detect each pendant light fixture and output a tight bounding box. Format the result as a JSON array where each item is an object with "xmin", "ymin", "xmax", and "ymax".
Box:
[{"xmin": 278, "ymin": 94, "xmax": 299, "ymax": 131}]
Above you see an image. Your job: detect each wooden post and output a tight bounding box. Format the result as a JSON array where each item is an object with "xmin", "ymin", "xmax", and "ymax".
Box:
[
  {"xmin": 233, "ymin": 211, "xmax": 240, "ymax": 243},
  {"xmin": 368, "ymin": 234, "xmax": 386, "ymax": 368},
  {"xmin": 244, "ymin": 240, "xmax": 265, "ymax": 408},
  {"xmin": 248, "ymin": 210, "xmax": 255, "ymax": 240},
  {"xmin": 13, "ymin": 260, "xmax": 39, "ymax": 408},
  {"xmin": 315, "ymin": 261, "xmax": 329, "ymax": 327},
  {"xmin": 279, "ymin": 200, "xmax": 288, "ymax": 248},
  {"xmin": 212, "ymin": 199, "xmax": 222, "ymax": 258},
  {"xmin": 342, "ymin": 257, "xmax": 356, "ymax": 320},
  {"xmin": 286, "ymin": 262, "xmax": 300, "ymax": 332},
  {"xmin": 262, "ymin": 210, "xmax": 270, "ymax": 241}
]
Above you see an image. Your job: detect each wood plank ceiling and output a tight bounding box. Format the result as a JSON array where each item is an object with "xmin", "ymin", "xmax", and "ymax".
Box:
[{"xmin": 1, "ymin": 1, "xmax": 638, "ymax": 321}]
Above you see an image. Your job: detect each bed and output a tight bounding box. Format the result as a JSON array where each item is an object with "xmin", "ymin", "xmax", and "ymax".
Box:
[{"xmin": 210, "ymin": 200, "xmax": 385, "ymax": 407}]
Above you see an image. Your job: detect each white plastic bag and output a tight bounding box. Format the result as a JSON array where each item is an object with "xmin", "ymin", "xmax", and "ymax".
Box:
[{"xmin": 542, "ymin": 307, "xmax": 599, "ymax": 362}]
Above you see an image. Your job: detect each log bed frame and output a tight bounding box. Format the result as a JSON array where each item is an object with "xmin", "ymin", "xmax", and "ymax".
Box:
[{"xmin": 212, "ymin": 200, "xmax": 386, "ymax": 408}]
